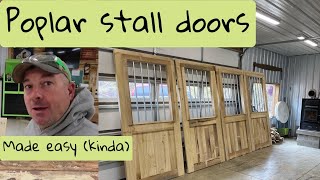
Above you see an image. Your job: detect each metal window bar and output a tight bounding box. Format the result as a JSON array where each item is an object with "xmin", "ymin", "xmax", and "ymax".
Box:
[
  {"xmin": 255, "ymin": 77, "xmax": 261, "ymax": 112},
  {"xmin": 132, "ymin": 61, "xmax": 140, "ymax": 122},
  {"xmin": 223, "ymin": 73, "xmax": 243, "ymax": 116},
  {"xmin": 186, "ymin": 68, "xmax": 194, "ymax": 118},
  {"xmin": 159, "ymin": 65, "xmax": 167, "ymax": 120},
  {"xmin": 222, "ymin": 73, "xmax": 226, "ymax": 115},
  {"xmin": 236, "ymin": 75, "xmax": 242, "ymax": 114},
  {"xmin": 253, "ymin": 77, "xmax": 258, "ymax": 111},
  {"xmin": 196, "ymin": 70, "xmax": 201, "ymax": 117},
  {"xmin": 153, "ymin": 64, "xmax": 159, "ymax": 121},
  {"xmin": 140, "ymin": 62, "xmax": 147, "ymax": 121},
  {"xmin": 223, "ymin": 73, "xmax": 230, "ymax": 116},
  {"xmin": 200, "ymin": 70, "xmax": 204, "ymax": 117},
  {"xmin": 251, "ymin": 77, "xmax": 256, "ymax": 112},
  {"xmin": 249, "ymin": 77, "xmax": 265, "ymax": 112},
  {"xmin": 128, "ymin": 61, "xmax": 171, "ymax": 124},
  {"xmin": 147, "ymin": 63, "xmax": 153, "ymax": 120},
  {"xmin": 230, "ymin": 74, "xmax": 235, "ymax": 115},
  {"xmin": 231, "ymin": 74, "xmax": 236, "ymax": 115},
  {"xmin": 226, "ymin": 73, "xmax": 231, "ymax": 115},
  {"xmin": 258, "ymin": 77, "xmax": 265, "ymax": 112},
  {"xmin": 256, "ymin": 77, "xmax": 261, "ymax": 112},
  {"xmin": 205, "ymin": 71, "xmax": 209, "ymax": 116},
  {"xmin": 192, "ymin": 69, "xmax": 198, "ymax": 119},
  {"xmin": 185, "ymin": 68, "xmax": 213, "ymax": 119},
  {"xmin": 205, "ymin": 71, "xmax": 214, "ymax": 117}
]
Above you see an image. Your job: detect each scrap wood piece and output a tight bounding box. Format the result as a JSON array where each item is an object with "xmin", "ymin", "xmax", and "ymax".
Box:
[
  {"xmin": 0, "ymin": 161, "xmax": 98, "ymax": 172},
  {"xmin": 270, "ymin": 127, "xmax": 284, "ymax": 144}
]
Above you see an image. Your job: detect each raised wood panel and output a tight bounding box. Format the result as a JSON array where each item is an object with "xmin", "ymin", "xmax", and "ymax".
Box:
[
  {"xmin": 136, "ymin": 131, "xmax": 177, "ymax": 179},
  {"xmin": 192, "ymin": 125, "xmax": 221, "ymax": 166},
  {"xmin": 251, "ymin": 117, "xmax": 271, "ymax": 149}
]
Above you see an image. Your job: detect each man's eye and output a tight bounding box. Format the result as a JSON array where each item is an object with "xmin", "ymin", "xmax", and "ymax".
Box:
[
  {"xmin": 43, "ymin": 81, "xmax": 53, "ymax": 86},
  {"xmin": 24, "ymin": 85, "xmax": 32, "ymax": 89}
]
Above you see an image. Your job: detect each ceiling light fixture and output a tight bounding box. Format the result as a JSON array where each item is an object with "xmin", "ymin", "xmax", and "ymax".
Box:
[
  {"xmin": 256, "ymin": 12, "xmax": 280, "ymax": 25},
  {"xmin": 304, "ymin": 40, "xmax": 318, "ymax": 47},
  {"xmin": 297, "ymin": 36, "xmax": 305, "ymax": 40}
]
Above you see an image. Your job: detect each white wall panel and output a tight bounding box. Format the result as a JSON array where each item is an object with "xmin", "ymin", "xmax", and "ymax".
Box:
[
  {"xmin": 203, "ymin": 48, "xmax": 239, "ymax": 67},
  {"xmin": 156, "ymin": 48, "xmax": 202, "ymax": 61}
]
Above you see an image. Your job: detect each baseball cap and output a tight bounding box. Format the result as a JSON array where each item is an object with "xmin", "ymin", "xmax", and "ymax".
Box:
[{"xmin": 12, "ymin": 53, "xmax": 72, "ymax": 83}]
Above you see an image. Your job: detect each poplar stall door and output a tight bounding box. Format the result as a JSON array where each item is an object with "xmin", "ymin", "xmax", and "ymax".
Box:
[
  {"xmin": 244, "ymin": 72, "xmax": 272, "ymax": 151},
  {"xmin": 216, "ymin": 67, "xmax": 252, "ymax": 160},
  {"xmin": 114, "ymin": 50, "xmax": 184, "ymax": 180},
  {"xmin": 175, "ymin": 60, "xmax": 225, "ymax": 173}
]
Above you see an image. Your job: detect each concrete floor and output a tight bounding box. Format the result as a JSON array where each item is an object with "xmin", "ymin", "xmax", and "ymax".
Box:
[{"xmin": 174, "ymin": 138, "xmax": 320, "ymax": 180}]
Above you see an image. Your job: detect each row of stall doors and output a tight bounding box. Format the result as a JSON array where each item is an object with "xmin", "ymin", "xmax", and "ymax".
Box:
[{"xmin": 115, "ymin": 49, "xmax": 272, "ymax": 180}]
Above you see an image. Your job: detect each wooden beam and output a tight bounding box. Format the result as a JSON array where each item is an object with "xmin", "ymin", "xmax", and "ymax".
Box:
[{"xmin": 253, "ymin": 62, "xmax": 282, "ymax": 72}]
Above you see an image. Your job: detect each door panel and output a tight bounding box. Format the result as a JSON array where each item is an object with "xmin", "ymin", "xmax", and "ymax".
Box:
[
  {"xmin": 115, "ymin": 49, "xmax": 184, "ymax": 180},
  {"xmin": 216, "ymin": 67, "xmax": 252, "ymax": 160},
  {"xmin": 176, "ymin": 60, "xmax": 225, "ymax": 173}
]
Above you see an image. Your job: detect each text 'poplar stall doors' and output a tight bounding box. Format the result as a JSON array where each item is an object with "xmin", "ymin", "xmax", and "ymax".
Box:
[
  {"xmin": 216, "ymin": 66, "xmax": 253, "ymax": 160},
  {"xmin": 244, "ymin": 71, "xmax": 272, "ymax": 151},
  {"xmin": 115, "ymin": 49, "xmax": 184, "ymax": 180},
  {"xmin": 175, "ymin": 59, "xmax": 225, "ymax": 173}
]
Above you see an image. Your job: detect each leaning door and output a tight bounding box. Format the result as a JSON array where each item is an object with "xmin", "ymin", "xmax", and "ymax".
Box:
[
  {"xmin": 115, "ymin": 49, "xmax": 184, "ymax": 180},
  {"xmin": 244, "ymin": 71, "xmax": 272, "ymax": 150},
  {"xmin": 216, "ymin": 67, "xmax": 253, "ymax": 160},
  {"xmin": 176, "ymin": 60, "xmax": 225, "ymax": 173}
]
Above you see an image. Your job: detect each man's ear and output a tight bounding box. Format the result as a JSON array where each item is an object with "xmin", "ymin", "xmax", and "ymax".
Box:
[{"xmin": 68, "ymin": 82, "xmax": 76, "ymax": 100}]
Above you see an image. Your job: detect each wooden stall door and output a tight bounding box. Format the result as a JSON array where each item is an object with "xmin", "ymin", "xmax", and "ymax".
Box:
[
  {"xmin": 244, "ymin": 72, "xmax": 272, "ymax": 151},
  {"xmin": 176, "ymin": 60, "xmax": 225, "ymax": 173},
  {"xmin": 216, "ymin": 67, "xmax": 253, "ymax": 160},
  {"xmin": 115, "ymin": 50, "xmax": 184, "ymax": 180}
]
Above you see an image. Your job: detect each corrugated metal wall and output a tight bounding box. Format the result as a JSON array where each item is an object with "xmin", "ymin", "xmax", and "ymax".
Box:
[
  {"xmin": 286, "ymin": 54, "xmax": 320, "ymax": 136},
  {"xmin": 242, "ymin": 47, "xmax": 290, "ymax": 131},
  {"xmin": 242, "ymin": 47, "xmax": 289, "ymax": 101}
]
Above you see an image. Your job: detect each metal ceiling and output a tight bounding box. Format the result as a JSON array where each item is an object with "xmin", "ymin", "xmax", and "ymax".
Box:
[{"xmin": 255, "ymin": 0, "xmax": 320, "ymax": 56}]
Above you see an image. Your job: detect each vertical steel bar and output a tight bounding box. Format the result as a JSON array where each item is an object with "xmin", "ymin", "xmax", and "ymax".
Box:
[
  {"xmin": 231, "ymin": 74, "xmax": 235, "ymax": 115},
  {"xmin": 160, "ymin": 65, "xmax": 166, "ymax": 120},
  {"xmin": 196, "ymin": 70, "xmax": 200, "ymax": 118},
  {"xmin": 200, "ymin": 70, "xmax": 204, "ymax": 117},
  {"xmin": 259, "ymin": 78, "xmax": 265, "ymax": 111},
  {"xmin": 153, "ymin": 64, "xmax": 159, "ymax": 121},
  {"xmin": 253, "ymin": 77, "xmax": 258, "ymax": 112},
  {"xmin": 140, "ymin": 62, "xmax": 147, "ymax": 122},
  {"xmin": 192, "ymin": 69, "xmax": 198, "ymax": 119},
  {"xmin": 187, "ymin": 68, "xmax": 194, "ymax": 119},
  {"xmin": 251, "ymin": 77, "xmax": 255, "ymax": 112},
  {"xmin": 236, "ymin": 75, "xmax": 240, "ymax": 114},
  {"xmin": 231, "ymin": 74, "xmax": 238, "ymax": 115},
  {"xmin": 252, "ymin": 77, "xmax": 256, "ymax": 112},
  {"xmin": 256, "ymin": 77, "xmax": 261, "ymax": 112},
  {"xmin": 227, "ymin": 74, "xmax": 231, "ymax": 115},
  {"xmin": 222, "ymin": 73, "xmax": 227, "ymax": 116},
  {"xmin": 147, "ymin": 63, "xmax": 153, "ymax": 121},
  {"xmin": 236, "ymin": 75, "xmax": 242, "ymax": 114},
  {"xmin": 205, "ymin": 71, "xmax": 210, "ymax": 116},
  {"xmin": 133, "ymin": 61, "xmax": 140, "ymax": 122},
  {"xmin": 232, "ymin": 74, "xmax": 237, "ymax": 115}
]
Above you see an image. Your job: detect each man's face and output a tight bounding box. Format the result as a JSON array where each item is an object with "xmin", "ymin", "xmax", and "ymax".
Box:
[{"xmin": 23, "ymin": 67, "xmax": 75, "ymax": 129}]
